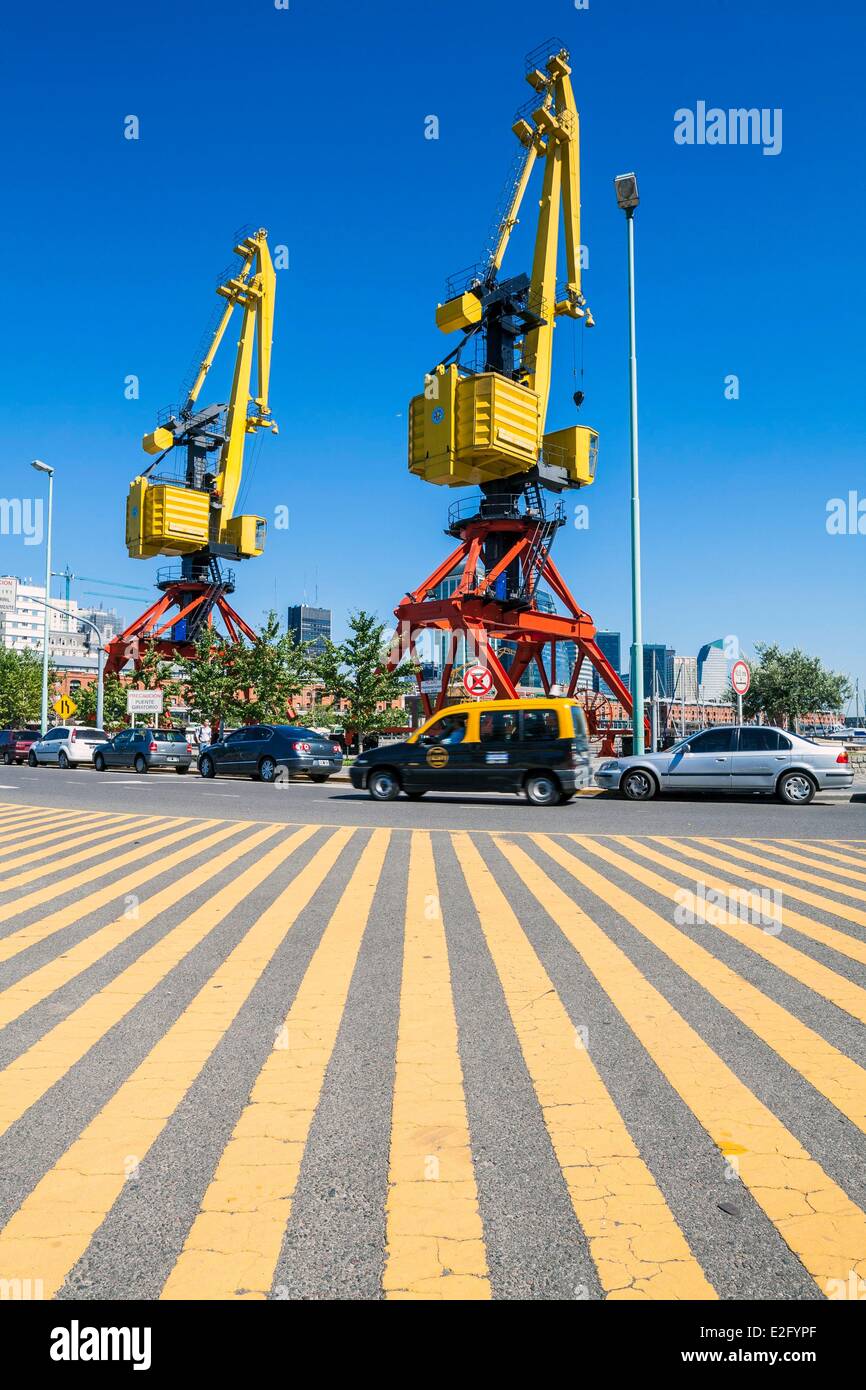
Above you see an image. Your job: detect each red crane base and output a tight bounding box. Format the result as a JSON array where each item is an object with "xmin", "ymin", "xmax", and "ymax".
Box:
[
  {"xmin": 389, "ymin": 513, "xmax": 648, "ymax": 755},
  {"xmin": 104, "ymin": 580, "xmax": 258, "ymax": 677}
]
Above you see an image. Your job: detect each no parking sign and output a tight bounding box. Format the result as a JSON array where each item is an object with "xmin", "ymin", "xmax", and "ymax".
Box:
[{"xmin": 462, "ymin": 664, "xmax": 493, "ymax": 698}]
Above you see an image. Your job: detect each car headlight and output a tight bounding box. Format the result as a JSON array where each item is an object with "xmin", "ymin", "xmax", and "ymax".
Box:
[{"xmin": 599, "ymin": 761, "xmax": 620, "ymax": 772}]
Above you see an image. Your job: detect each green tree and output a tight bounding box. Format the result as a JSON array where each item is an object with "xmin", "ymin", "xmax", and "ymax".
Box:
[
  {"xmin": 0, "ymin": 648, "xmax": 50, "ymax": 726},
  {"xmin": 728, "ymin": 644, "xmax": 851, "ymax": 731},
  {"xmin": 314, "ymin": 610, "xmax": 409, "ymax": 750},
  {"xmin": 72, "ymin": 672, "xmax": 129, "ymax": 729},
  {"xmin": 174, "ymin": 627, "xmax": 246, "ymax": 731},
  {"xmin": 135, "ymin": 641, "xmax": 183, "ymax": 723},
  {"xmin": 235, "ymin": 612, "xmax": 314, "ymax": 722}
]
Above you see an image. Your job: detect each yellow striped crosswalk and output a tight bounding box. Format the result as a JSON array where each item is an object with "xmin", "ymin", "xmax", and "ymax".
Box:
[{"xmin": 1, "ymin": 802, "xmax": 866, "ymax": 1301}]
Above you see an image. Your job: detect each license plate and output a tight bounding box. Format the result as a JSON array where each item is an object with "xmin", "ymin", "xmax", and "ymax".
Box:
[
  {"xmin": 315, "ymin": 759, "xmax": 330, "ymax": 767},
  {"xmin": 165, "ymin": 757, "xmax": 179, "ymax": 762}
]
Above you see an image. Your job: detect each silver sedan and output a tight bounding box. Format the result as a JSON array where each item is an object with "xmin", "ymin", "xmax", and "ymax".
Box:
[{"xmin": 595, "ymin": 725, "xmax": 854, "ymax": 805}]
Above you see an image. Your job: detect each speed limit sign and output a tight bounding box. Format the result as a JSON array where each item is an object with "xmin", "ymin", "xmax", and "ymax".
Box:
[
  {"xmin": 731, "ymin": 660, "xmax": 751, "ymax": 695},
  {"xmin": 462, "ymin": 664, "xmax": 494, "ymax": 698}
]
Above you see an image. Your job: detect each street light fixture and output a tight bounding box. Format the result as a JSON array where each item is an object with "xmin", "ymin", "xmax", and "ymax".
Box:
[
  {"xmin": 31, "ymin": 459, "xmax": 55, "ymax": 735},
  {"xmin": 613, "ymin": 172, "xmax": 645, "ymax": 753}
]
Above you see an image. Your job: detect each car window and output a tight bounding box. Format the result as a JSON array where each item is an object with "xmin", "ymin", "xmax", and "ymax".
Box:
[
  {"xmin": 688, "ymin": 729, "xmax": 735, "ymax": 754},
  {"xmin": 738, "ymin": 728, "xmax": 782, "ymax": 752},
  {"xmin": 225, "ymin": 730, "xmax": 248, "ymax": 744},
  {"xmin": 114, "ymin": 731, "xmax": 131, "ymax": 746},
  {"xmin": 570, "ymin": 707, "xmax": 589, "ymax": 749},
  {"xmin": 479, "ymin": 710, "xmax": 519, "ymax": 742},
  {"xmin": 155, "ymin": 730, "xmax": 188, "ymax": 743},
  {"xmin": 423, "ymin": 713, "xmax": 467, "ymax": 745},
  {"xmin": 522, "ymin": 708, "xmax": 559, "ymax": 740}
]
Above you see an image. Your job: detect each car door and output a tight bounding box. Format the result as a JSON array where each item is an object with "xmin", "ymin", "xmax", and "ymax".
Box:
[
  {"xmin": 477, "ymin": 709, "xmax": 520, "ymax": 790},
  {"xmin": 42, "ymin": 729, "xmax": 64, "ymax": 764},
  {"xmin": 236, "ymin": 727, "xmax": 268, "ymax": 776},
  {"xmin": 730, "ymin": 727, "xmax": 789, "ymax": 791},
  {"xmin": 214, "ymin": 729, "xmax": 248, "ymax": 776},
  {"xmin": 406, "ymin": 712, "xmax": 472, "ymax": 791},
  {"xmin": 518, "ymin": 706, "xmax": 563, "ymax": 787},
  {"xmin": 108, "ymin": 730, "xmax": 133, "ymax": 766},
  {"xmin": 664, "ymin": 727, "xmax": 735, "ymax": 792}
]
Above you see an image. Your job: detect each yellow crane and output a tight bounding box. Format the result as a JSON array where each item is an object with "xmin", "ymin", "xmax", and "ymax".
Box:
[
  {"xmin": 106, "ymin": 229, "xmax": 278, "ymax": 675},
  {"xmin": 408, "ymin": 42, "xmax": 597, "ymax": 496},
  {"xmin": 126, "ymin": 227, "xmax": 278, "ymax": 566}
]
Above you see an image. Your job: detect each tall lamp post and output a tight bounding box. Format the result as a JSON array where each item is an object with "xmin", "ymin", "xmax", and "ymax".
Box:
[
  {"xmin": 31, "ymin": 460, "xmax": 55, "ymax": 735},
  {"xmin": 614, "ymin": 173, "xmax": 645, "ymax": 754}
]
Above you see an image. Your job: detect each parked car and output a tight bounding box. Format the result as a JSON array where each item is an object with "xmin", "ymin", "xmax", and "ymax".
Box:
[
  {"xmin": 351, "ymin": 698, "xmax": 590, "ymax": 805},
  {"xmin": 198, "ymin": 725, "xmax": 344, "ymax": 782},
  {"xmin": 595, "ymin": 725, "xmax": 854, "ymax": 805},
  {"xmin": 93, "ymin": 727, "xmax": 194, "ymax": 774},
  {"xmin": 28, "ymin": 725, "xmax": 108, "ymax": 769},
  {"xmin": 823, "ymin": 727, "xmax": 866, "ymax": 741},
  {"xmin": 0, "ymin": 727, "xmax": 40, "ymax": 765}
]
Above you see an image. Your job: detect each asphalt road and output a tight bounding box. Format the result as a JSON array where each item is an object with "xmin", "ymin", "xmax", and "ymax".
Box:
[
  {"xmin": 0, "ymin": 764, "xmax": 865, "ymax": 1302},
  {"xmin": 0, "ymin": 760, "xmax": 863, "ymax": 835}
]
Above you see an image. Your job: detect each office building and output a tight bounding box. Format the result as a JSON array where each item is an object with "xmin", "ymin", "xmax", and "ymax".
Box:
[
  {"xmin": 288, "ymin": 604, "xmax": 332, "ymax": 656},
  {"xmin": 592, "ymin": 630, "xmax": 622, "ymax": 696}
]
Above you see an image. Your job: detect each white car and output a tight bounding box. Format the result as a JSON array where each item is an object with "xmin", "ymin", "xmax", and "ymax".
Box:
[{"xmin": 29, "ymin": 725, "xmax": 108, "ymax": 769}]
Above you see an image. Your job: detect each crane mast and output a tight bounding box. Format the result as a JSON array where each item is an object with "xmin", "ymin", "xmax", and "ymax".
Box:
[{"xmin": 409, "ymin": 42, "xmax": 597, "ymax": 500}]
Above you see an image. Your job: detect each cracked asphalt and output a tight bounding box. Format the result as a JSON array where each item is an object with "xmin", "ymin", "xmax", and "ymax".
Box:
[{"xmin": 0, "ymin": 763, "xmax": 864, "ymax": 1300}]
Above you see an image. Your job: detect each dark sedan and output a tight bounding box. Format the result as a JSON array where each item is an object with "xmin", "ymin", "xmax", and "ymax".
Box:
[{"xmin": 198, "ymin": 725, "xmax": 343, "ymax": 783}]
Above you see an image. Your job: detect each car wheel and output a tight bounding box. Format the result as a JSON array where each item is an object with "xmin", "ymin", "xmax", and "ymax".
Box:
[
  {"xmin": 2, "ymin": 752, "xmax": 11, "ymax": 766},
  {"xmin": 621, "ymin": 769, "xmax": 657, "ymax": 801},
  {"xmin": 259, "ymin": 756, "xmax": 279, "ymax": 783},
  {"xmin": 134, "ymin": 755, "xmax": 148, "ymax": 774},
  {"xmin": 777, "ymin": 771, "xmax": 816, "ymax": 805},
  {"xmin": 28, "ymin": 751, "xmax": 38, "ymax": 767},
  {"xmin": 94, "ymin": 754, "xmax": 106, "ymax": 772},
  {"xmin": 405, "ymin": 790, "xmax": 426, "ymax": 800},
  {"xmin": 58, "ymin": 751, "xmax": 70, "ymax": 770},
  {"xmin": 199, "ymin": 754, "xmax": 216, "ymax": 779},
  {"xmin": 525, "ymin": 773, "xmax": 561, "ymax": 806},
  {"xmin": 368, "ymin": 768, "xmax": 400, "ymax": 801}
]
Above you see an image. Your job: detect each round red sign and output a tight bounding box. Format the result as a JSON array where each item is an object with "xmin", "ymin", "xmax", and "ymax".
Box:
[
  {"xmin": 462, "ymin": 664, "xmax": 494, "ymax": 698},
  {"xmin": 731, "ymin": 660, "xmax": 751, "ymax": 695}
]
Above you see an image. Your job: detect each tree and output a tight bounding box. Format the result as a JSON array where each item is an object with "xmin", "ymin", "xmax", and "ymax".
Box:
[
  {"xmin": 314, "ymin": 610, "xmax": 410, "ymax": 750},
  {"xmin": 0, "ymin": 648, "xmax": 49, "ymax": 726},
  {"xmin": 729, "ymin": 644, "xmax": 851, "ymax": 730},
  {"xmin": 174, "ymin": 627, "xmax": 246, "ymax": 731},
  {"xmin": 135, "ymin": 642, "xmax": 183, "ymax": 722},
  {"xmin": 235, "ymin": 612, "xmax": 314, "ymax": 722},
  {"xmin": 72, "ymin": 672, "xmax": 129, "ymax": 729}
]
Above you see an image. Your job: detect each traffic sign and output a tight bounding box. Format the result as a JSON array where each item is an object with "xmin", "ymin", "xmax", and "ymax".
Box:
[
  {"xmin": 731, "ymin": 660, "xmax": 751, "ymax": 696},
  {"xmin": 53, "ymin": 695, "xmax": 76, "ymax": 719},
  {"xmin": 127, "ymin": 689, "xmax": 164, "ymax": 715},
  {"xmin": 462, "ymin": 664, "xmax": 493, "ymax": 698}
]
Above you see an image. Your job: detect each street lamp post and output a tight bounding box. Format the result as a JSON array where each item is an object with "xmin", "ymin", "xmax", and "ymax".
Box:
[
  {"xmin": 614, "ymin": 173, "xmax": 644, "ymax": 755},
  {"xmin": 31, "ymin": 460, "xmax": 55, "ymax": 735},
  {"xmin": 30, "ymin": 597, "xmax": 105, "ymax": 731}
]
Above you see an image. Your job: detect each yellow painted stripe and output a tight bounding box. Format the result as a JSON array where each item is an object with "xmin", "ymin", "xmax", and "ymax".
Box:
[
  {"xmin": 0, "ymin": 821, "xmax": 259, "ymax": 1029},
  {"xmin": 550, "ymin": 835, "xmax": 866, "ymax": 1132},
  {"xmin": 652, "ymin": 838, "xmax": 866, "ymax": 930},
  {"xmin": 383, "ymin": 831, "xmax": 490, "ymax": 1300},
  {"xmin": 1, "ymin": 817, "xmax": 182, "ymax": 892},
  {"xmin": 0, "ymin": 827, "xmax": 354, "ymax": 1298},
  {"xmin": 0, "ymin": 824, "xmax": 310, "ymax": 1140},
  {"xmin": 0, "ymin": 819, "xmax": 228, "ymax": 961},
  {"xmin": 695, "ymin": 838, "xmax": 866, "ymax": 902},
  {"xmin": 780, "ymin": 841, "xmax": 866, "ymax": 871},
  {"xmin": 741, "ymin": 840, "xmax": 866, "ymax": 884},
  {"xmin": 612, "ymin": 837, "xmax": 866, "ymax": 970},
  {"xmin": 162, "ymin": 829, "xmax": 390, "ymax": 1300},
  {"xmin": 0, "ymin": 809, "xmax": 64, "ymax": 841},
  {"xmin": 454, "ymin": 833, "xmax": 715, "ymax": 1300},
  {"xmin": 498, "ymin": 836, "xmax": 866, "ymax": 1296},
  {"xmin": 5, "ymin": 815, "xmax": 165, "ymax": 869}
]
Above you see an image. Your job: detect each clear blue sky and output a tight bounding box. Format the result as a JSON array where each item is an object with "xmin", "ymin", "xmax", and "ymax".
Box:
[{"xmin": 1, "ymin": 0, "xmax": 864, "ymax": 708}]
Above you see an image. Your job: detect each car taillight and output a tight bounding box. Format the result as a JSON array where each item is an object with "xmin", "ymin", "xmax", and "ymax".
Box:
[
  {"xmin": 293, "ymin": 741, "xmax": 311, "ymax": 752},
  {"xmin": 837, "ymin": 751, "xmax": 849, "ymax": 763},
  {"xmin": 149, "ymin": 741, "xmax": 158, "ymax": 752},
  {"xmin": 70, "ymin": 729, "xmax": 76, "ymax": 740},
  {"xmin": 332, "ymin": 744, "xmax": 340, "ymax": 754},
  {"xmin": 186, "ymin": 744, "xmax": 192, "ymax": 753}
]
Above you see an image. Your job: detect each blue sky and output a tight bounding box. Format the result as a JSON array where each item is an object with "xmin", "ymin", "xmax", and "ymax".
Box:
[{"xmin": 1, "ymin": 0, "xmax": 864, "ymax": 707}]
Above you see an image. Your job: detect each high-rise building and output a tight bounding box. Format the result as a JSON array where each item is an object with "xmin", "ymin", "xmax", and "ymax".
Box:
[
  {"xmin": 592, "ymin": 630, "xmax": 621, "ymax": 696},
  {"xmin": 287, "ymin": 604, "xmax": 331, "ymax": 656},
  {"xmin": 642, "ymin": 644, "xmax": 675, "ymax": 700},
  {"xmin": 0, "ymin": 576, "xmax": 112, "ymax": 658},
  {"xmin": 698, "ymin": 645, "xmax": 729, "ymax": 701},
  {"xmin": 673, "ymin": 655, "xmax": 699, "ymax": 703}
]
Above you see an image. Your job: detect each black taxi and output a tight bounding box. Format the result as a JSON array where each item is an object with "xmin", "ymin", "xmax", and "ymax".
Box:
[{"xmin": 350, "ymin": 698, "xmax": 590, "ymax": 806}]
